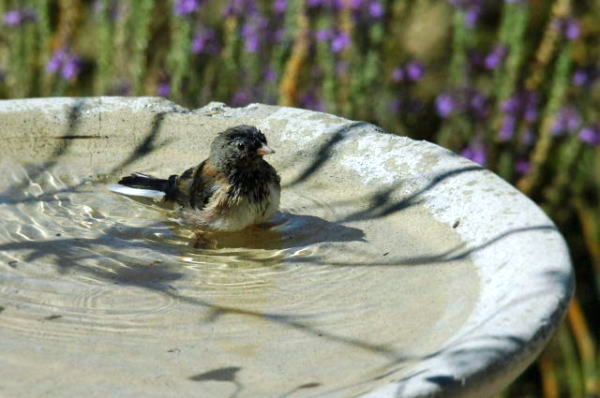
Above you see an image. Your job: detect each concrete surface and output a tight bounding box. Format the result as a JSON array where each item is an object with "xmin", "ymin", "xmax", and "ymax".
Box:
[{"xmin": 0, "ymin": 97, "xmax": 573, "ymax": 397}]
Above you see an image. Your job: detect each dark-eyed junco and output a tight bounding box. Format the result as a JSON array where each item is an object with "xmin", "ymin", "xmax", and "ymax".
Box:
[{"xmin": 110, "ymin": 125, "xmax": 281, "ymax": 245}]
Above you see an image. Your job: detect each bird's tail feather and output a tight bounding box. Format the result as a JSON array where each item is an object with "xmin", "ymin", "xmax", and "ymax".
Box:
[
  {"xmin": 109, "ymin": 173, "xmax": 177, "ymax": 200},
  {"xmin": 118, "ymin": 173, "xmax": 170, "ymax": 191},
  {"xmin": 108, "ymin": 184, "xmax": 166, "ymax": 200}
]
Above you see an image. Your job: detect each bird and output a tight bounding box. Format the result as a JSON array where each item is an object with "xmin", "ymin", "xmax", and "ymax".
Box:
[{"xmin": 109, "ymin": 125, "xmax": 281, "ymax": 247}]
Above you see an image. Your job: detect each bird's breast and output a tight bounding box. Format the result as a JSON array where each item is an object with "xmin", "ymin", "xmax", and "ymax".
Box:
[{"xmin": 200, "ymin": 181, "xmax": 280, "ymax": 232}]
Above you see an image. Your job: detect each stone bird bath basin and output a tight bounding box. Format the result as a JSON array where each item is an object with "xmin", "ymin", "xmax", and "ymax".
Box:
[{"xmin": 0, "ymin": 97, "xmax": 572, "ymax": 397}]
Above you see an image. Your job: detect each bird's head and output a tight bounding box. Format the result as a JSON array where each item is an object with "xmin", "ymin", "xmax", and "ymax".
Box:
[{"xmin": 210, "ymin": 125, "xmax": 275, "ymax": 169}]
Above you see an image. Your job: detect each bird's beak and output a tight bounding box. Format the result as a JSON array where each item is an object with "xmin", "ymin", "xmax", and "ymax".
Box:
[{"xmin": 257, "ymin": 144, "xmax": 275, "ymax": 156}]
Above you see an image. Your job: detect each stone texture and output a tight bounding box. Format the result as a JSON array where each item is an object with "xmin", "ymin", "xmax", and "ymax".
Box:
[{"xmin": 0, "ymin": 97, "xmax": 573, "ymax": 397}]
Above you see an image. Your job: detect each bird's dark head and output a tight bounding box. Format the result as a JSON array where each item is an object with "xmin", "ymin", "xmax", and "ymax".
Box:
[{"xmin": 210, "ymin": 125, "xmax": 275, "ymax": 169}]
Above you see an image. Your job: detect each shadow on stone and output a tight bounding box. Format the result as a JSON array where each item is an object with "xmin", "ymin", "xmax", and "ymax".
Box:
[
  {"xmin": 189, "ymin": 366, "xmax": 243, "ymax": 398},
  {"xmin": 284, "ymin": 121, "xmax": 372, "ymax": 187}
]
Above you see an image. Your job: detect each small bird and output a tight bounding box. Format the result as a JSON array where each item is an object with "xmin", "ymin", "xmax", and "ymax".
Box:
[{"xmin": 110, "ymin": 125, "xmax": 281, "ymax": 246}]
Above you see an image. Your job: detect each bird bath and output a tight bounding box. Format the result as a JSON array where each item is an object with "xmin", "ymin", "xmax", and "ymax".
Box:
[{"xmin": 0, "ymin": 97, "xmax": 572, "ymax": 397}]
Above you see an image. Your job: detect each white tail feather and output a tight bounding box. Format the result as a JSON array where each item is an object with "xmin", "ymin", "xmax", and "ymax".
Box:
[{"xmin": 108, "ymin": 184, "xmax": 165, "ymax": 201}]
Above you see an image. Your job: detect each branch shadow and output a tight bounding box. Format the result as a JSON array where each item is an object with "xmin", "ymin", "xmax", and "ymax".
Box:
[
  {"xmin": 276, "ymin": 118, "xmax": 484, "ymax": 224},
  {"xmin": 283, "ymin": 121, "xmax": 372, "ymax": 187},
  {"xmin": 283, "ymin": 225, "xmax": 557, "ymax": 268},
  {"xmin": 365, "ymin": 267, "xmax": 573, "ymax": 398},
  {"xmin": 0, "ymin": 113, "xmax": 570, "ymax": 396},
  {"xmin": 0, "ymin": 99, "xmax": 86, "ymax": 204},
  {"xmin": 107, "ymin": 111, "xmax": 176, "ymax": 175},
  {"xmin": 0, "ymin": 217, "xmax": 565, "ymax": 391},
  {"xmin": 189, "ymin": 367, "xmax": 243, "ymax": 398},
  {"xmin": 0, "ymin": 105, "xmax": 177, "ymax": 206},
  {"xmin": 339, "ymin": 165, "xmax": 483, "ymax": 223}
]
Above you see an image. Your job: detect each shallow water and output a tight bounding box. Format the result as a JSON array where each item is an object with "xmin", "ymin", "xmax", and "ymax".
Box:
[{"xmin": 0, "ymin": 161, "xmax": 478, "ymax": 397}]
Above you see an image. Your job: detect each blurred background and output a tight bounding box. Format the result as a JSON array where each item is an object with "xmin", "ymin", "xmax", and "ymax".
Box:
[{"xmin": 0, "ymin": 0, "xmax": 598, "ymax": 396}]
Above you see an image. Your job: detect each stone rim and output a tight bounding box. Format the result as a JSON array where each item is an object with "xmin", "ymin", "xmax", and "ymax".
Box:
[{"xmin": 0, "ymin": 97, "xmax": 574, "ymax": 397}]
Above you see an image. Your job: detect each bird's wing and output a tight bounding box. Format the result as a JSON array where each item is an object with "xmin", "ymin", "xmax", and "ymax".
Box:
[{"xmin": 177, "ymin": 159, "xmax": 225, "ymax": 210}]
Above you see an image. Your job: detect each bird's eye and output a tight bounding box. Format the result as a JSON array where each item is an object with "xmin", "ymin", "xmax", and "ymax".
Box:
[{"xmin": 237, "ymin": 142, "xmax": 245, "ymax": 150}]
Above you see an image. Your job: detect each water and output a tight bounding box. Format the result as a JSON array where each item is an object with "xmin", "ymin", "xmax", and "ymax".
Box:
[{"xmin": 0, "ymin": 161, "xmax": 478, "ymax": 397}]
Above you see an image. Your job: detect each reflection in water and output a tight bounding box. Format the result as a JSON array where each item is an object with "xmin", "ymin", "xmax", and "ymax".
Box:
[{"xmin": 0, "ymin": 161, "xmax": 478, "ymax": 397}]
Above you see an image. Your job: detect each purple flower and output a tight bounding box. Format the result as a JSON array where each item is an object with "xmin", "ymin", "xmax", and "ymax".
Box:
[
  {"xmin": 315, "ymin": 28, "xmax": 332, "ymax": 42},
  {"xmin": 578, "ymin": 126, "xmax": 600, "ymax": 146},
  {"xmin": 521, "ymin": 129, "xmax": 535, "ymax": 146},
  {"xmin": 331, "ymin": 32, "xmax": 350, "ymax": 53},
  {"xmin": 271, "ymin": 28, "xmax": 285, "ymax": 43},
  {"xmin": 573, "ymin": 69, "xmax": 590, "ymax": 86},
  {"xmin": 3, "ymin": 10, "xmax": 21, "ymax": 25},
  {"xmin": 515, "ymin": 160, "xmax": 530, "ymax": 175},
  {"xmin": 3, "ymin": 8, "xmax": 36, "ymax": 26},
  {"xmin": 453, "ymin": 93, "xmax": 484, "ymax": 119},
  {"xmin": 446, "ymin": 0, "xmax": 482, "ymax": 27},
  {"xmin": 435, "ymin": 89, "xmax": 488, "ymax": 119},
  {"xmin": 349, "ymin": 0, "xmax": 385, "ymax": 20},
  {"xmin": 523, "ymin": 93, "xmax": 539, "ymax": 122},
  {"xmin": 264, "ymin": 68, "xmax": 277, "ymax": 82},
  {"xmin": 552, "ymin": 106, "xmax": 581, "ymax": 135},
  {"xmin": 391, "ymin": 61, "xmax": 425, "ymax": 83},
  {"xmin": 231, "ymin": 88, "xmax": 253, "ymax": 106},
  {"xmin": 464, "ymin": 4, "xmax": 481, "ymax": 27},
  {"xmin": 274, "ymin": 0, "xmax": 287, "ymax": 13},
  {"xmin": 564, "ymin": 19, "xmax": 581, "ymax": 40},
  {"xmin": 501, "ymin": 97, "xmax": 519, "ymax": 114},
  {"xmin": 368, "ymin": 1, "xmax": 384, "ymax": 18},
  {"xmin": 391, "ymin": 67, "xmax": 404, "ymax": 82},
  {"xmin": 244, "ymin": 35, "xmax": 260, "ymax": 52},
  {"xmin": 389, "ymin": 99, "xmax": 403, "ymax": 113},
  {"xmin": 572, "ymin": 66, "xmax": 599, "ymax": 88},
  {"xmin": 349, "ymin": 0, "xmax": 364, "ymax": 9},
  {"xmin": 46, "ymin": 48, "xmax": 82, "ymax": 81},
  {"xmin": 405, "ymin": 61, "xmax": 425, "ymax": 82},
  {"xmin": 61, "ymin": 57, "xmax": 81, "ymax": 81},
  {"xmin": 192, "ymin": 27, "xmax": 218, "ymax": 54},
  {"xmin": 47, "ymin": 49, "xmax": 67, "ymax": 73},
  {"xmin": 93, "ymin": 0, "xmax": 123, "ymax": 20},
  {"xmin": 174, "ymin": 0, "xmax": 199, "ymax": 15},
  {"xmin": 306, "ymin": 0, "xmax": 342, "ymax": 9},
  {"xmin": 461, "ymin": 139, "xmax": 486, "ymax": 165},
  {"xmin": 224, "ymin": 0, "xmax": 257, "ymax": 16},
  {"xmin": 157, "ymin": 81, "xmax": 170, "ymax": 97},
  {"xmin": 191, "ymin": 35, "xmax": 207, "ymax": 54},
  {"xmin": 299, "ymin": 92, "xmax": 326, "ymax": 112},
  {"xmin": 484, "ymin": 45, "xmax": 507, "ymax": 70},
  {"xmin": 499, "ymin": 115, "xmax": 516, "ymax": 141},
  {"xmin": 553, "ymin": 17, "xmax": 581, "ymax": 41},
  {"xmin": 436, "ymin": 93, "xmax": 458, "ymax": 118},
  {"xmin": 501, "ymin": 91, "xmax": 539, "ymax": 123},
  {"xmin": 469, "ymin": 92, "xmax": 487, "ymax": 116},
  {"xmin": 241, "ymin": 15, "xmax": 268, "ymax": 53}
]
